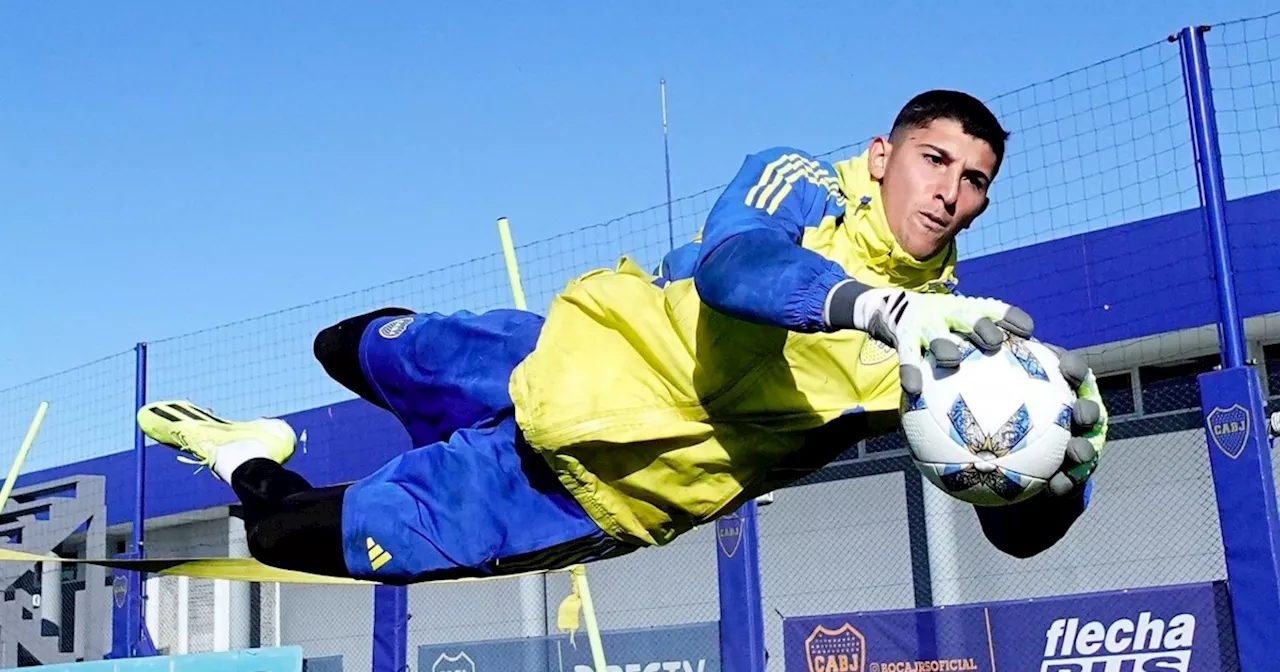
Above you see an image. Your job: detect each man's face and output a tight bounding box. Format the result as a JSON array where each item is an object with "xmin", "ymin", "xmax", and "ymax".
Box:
[{"xmin": 868, "ymin": 118, "xmax": 999, "ymax": 260}]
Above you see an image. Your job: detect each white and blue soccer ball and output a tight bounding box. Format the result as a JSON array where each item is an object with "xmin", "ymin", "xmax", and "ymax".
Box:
[{"xmin": 900, "ymin": 335, "xmax": 1077, "ymax": 507}]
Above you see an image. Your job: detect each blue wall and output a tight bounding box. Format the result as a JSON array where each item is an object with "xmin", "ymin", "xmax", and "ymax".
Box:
[
  {"xmin": 17, "ymin": 188, "xmax": 1280, "ymax": 526},
  {"xmin": 958, "ymin": 187, "xmax": 1280, "ymax": 350}
]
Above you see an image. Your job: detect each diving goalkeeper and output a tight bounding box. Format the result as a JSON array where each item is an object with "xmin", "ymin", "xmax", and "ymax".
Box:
[{"xmin": 139, "ymin": 90, "xmax": 1108, "ymax": 584}]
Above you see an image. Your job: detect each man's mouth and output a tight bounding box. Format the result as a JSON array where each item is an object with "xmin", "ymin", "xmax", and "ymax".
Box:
[{"xmin": 919, "ymin": 212, "xmax": 949, "ymax": 232}]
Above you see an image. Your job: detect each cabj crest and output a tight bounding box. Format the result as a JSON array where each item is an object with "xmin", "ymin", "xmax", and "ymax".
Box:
[
  {"xmin": 858, "ymin": 337, "xmax": 895, "ymax": 366},
  {"xmin": 1207, "ymin": 404, "xmax": 1250, "ymax": 459},
  {"xmin": 717, "ymin": 512, "xmax": 743, "ymax": 558},
  {"xmin": 804, "ymin": 623, "xmax": 866, "ymax": 672}
]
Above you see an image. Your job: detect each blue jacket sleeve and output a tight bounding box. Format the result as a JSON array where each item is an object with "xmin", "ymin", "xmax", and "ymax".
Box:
[
  {"xmin": 656, "ymin": 242, "xmax": 701, "ymax": 283},
  {"xmin": 692, "ymin": 147, "xmax": 852, "ymax": 333}
]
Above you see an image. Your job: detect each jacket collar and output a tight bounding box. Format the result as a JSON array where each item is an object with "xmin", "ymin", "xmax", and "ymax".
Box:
[{"xmin": 833, "ymin": 150, "xmax": 959, "ymax": 292}]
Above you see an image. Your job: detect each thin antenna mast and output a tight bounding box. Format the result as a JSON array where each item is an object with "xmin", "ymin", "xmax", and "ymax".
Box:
[{"xmin": 661, "ymin": 79, "xmax": 675, "ymax": 251}]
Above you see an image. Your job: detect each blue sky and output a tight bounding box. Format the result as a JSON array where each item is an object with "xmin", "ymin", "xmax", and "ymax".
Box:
[{"xmin": 1, "ymin": 0, "xmax": 1277, "ymax": 391}]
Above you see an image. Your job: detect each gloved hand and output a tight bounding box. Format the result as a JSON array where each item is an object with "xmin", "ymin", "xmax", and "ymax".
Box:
[
  {"xmin": 826, "ymin": 284, "xmax": 1108, "ymax": 496},
  {"xmin": 1046, "ymin": 346, "xmax": 1109, "ymax": 497},
  {"xmin": 828, "ymin": 285, "xmax": 1035, "ymax": 393}
]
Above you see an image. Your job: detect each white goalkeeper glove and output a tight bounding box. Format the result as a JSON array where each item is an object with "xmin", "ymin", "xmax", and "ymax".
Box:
[
  {"xmin": 824, "ymin": 283, "xmax": 1034, "ymax": 388},
  {"xmin": 825, "ymin": 281, "xmax": 1108, "ymax": 497}
]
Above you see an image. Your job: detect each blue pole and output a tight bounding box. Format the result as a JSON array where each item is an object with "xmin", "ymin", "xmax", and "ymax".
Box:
[
  {"xmin": 716, "ymin": 501, "xmax": 766, "ymax": 672},
  {"xmin": 131, "ymin": 342, "xmax": 148, "ymax": 656},
  {"xmin": 111, "ymin": 342, "xmax": 150, "ymax": 659},
  {"xmin": 372, "ymin": 586, "xmax": 409, "ymax": 672},
  {"xmin": 134, "ymin": 342, "xmax": 147, "ymax": 560},
  {"xmin": 1176, "ymin": 25, "xmax": 1247, "ymax": 368},
  {"xmin": 1177, "ymin": 25, "xmax": 1280, "ymax": 672}
]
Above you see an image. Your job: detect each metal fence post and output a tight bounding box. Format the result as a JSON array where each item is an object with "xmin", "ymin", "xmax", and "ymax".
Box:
[
  {"xmin": 1177, "ymin": 24, "xmax": 1280, "ymax": 671},
  {"xmin": 134, "ymin": 342, "xmax": 147, "ymax": 564},
  {"xmin": 1176, "ymin": 26, "xmax": 1247, "ymax": 367},
  {"xmin": 109, "ymin": 342, "xmax": 152, "ymax": 658}
]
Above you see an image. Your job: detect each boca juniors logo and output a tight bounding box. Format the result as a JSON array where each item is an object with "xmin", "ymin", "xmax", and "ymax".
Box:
[
  {"xmin": 378, "ymin": 317, "xmax": 414, "ymax": 339},
  {"xmin": 1207, "ymin": 404, "xmax": 1249, "ymax": 459},
  {"xmin": 805, "ymin": 623, "xmax": 866, "ymax": 672},
  {"xmin": 717, "ymin": 512, "xmax": 743, "ymax": 558},
  {"xmin": 112, "ymin": 574, "xmax": 128, "ymax": 608},
  {"xmin": 858, "ymin": 337, "xmax": 895, "ymax": 366}
]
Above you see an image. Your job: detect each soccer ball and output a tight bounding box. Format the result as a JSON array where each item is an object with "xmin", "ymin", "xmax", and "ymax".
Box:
[{"xmin": 900, "ymin": 335, "xmax": 1077, "ymax": 507}]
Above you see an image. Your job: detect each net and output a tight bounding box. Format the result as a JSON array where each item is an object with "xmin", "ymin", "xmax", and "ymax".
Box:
[{"xmin": 755, "ymin": 36, "xmax": 1231, "ymax": 671}]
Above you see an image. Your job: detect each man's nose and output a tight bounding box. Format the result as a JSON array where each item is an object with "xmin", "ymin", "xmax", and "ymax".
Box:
[{"xmin": 935, "ymin": 172, "xmax": 962, "ymax": 210}]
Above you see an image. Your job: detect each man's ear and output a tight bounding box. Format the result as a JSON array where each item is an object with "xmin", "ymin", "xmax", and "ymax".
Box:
[{"xmin": 868, "ymin": 135, "xmax": 892, "ymax": 180}]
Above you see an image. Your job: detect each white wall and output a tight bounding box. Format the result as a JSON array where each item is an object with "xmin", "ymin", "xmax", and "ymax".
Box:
[
  {"xmin": 144, "ymin": 516, "xmax": 275, "ymax": 657},
  {"xmin": 278, "ymin": 583, "xmax": 375, "ymax": 672},
  {"xmin": 552, "ymin": 522, "xmax": 721, "ymax": 632},
  {"xmin": 924, "ymin": 427, "xmax": 1226, "ymax": 606},
  {"xmin": 402, "ymin": 521, "xmax": 720, "ymax": 654},
  {"xmin": 757, "ymin": 472, "xmax": 915, "ymax": 672},
  {"xmin": 145, "ymin": 518, "xmax": 230, "ymax": 655}
]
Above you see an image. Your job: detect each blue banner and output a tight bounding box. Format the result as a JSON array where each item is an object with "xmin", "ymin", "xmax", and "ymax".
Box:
[
  {"xmin": 417, "ymin": 621, "xmax": 719, "ymax": 672},
  {"xmin": 783, "ymin": 582, "xmax": 1237, "ymax": 672}
]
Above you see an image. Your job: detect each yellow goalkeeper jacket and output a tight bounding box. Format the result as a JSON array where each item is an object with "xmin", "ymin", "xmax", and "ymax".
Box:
[{"xmin": 508, "ymin": 148, "xmax": 958, "ymax": 546}]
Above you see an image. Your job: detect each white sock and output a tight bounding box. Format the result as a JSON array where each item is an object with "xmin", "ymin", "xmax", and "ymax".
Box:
[{"xmin": 211, "ymin": 439, "xmax": 272, "ymax": 483}]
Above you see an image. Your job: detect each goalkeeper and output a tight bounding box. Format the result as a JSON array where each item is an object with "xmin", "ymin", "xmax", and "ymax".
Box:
[{"xmin": 139, "ymin": 90, "xmax": 1107, "ymax": 584}]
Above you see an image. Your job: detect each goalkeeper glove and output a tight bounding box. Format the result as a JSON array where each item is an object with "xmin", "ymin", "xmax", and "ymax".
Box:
[
  {"xmin": 825, "ymin": 282, "xmax": 1108, "ymax": 497},
  {"xmin": 1046, "ymin": 345, "xmax": 1109, "ymax": 497},
  {"xmin": 824, "ymin": 283, "xmax": 1034, "ymax": 392}
]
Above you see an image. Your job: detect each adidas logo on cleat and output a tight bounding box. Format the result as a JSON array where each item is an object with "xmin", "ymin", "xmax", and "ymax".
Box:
[
  {"xmin": 1041, "ymin": 611, "xmax": 1196, "ymax": 671},
  {"xmin": 147, "ymin": 401, "xmax": 229, "ymax": 425}
]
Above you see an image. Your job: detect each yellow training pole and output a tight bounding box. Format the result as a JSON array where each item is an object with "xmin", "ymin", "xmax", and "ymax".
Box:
[
  {"xmin": 571, "ymin": 564, "xmax": 608, "ymax": 672},
  {"xmin": 0, "ymin": 402, "xmax": 49, "ymax": 513},
  {"xmin": 497, "ymin": 217, "xmax": 528, "ymax": 310}
]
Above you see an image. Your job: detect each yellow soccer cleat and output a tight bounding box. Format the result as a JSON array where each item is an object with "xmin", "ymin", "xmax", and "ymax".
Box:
[{"xmin": 137, "ymin": 400, "xmax": 296, "ymax": 473}]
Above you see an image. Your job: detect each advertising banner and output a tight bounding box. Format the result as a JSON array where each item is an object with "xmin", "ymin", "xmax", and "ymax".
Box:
[
  {"xmin": 418, "ymin": 621, "xmax": 719, "ymax": 672},
  {"xmin": 783, "ymin": 581, "xmax": 1236, "ymax": 672}
]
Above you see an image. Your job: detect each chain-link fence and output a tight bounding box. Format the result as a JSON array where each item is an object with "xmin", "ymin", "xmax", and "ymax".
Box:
[
  {"xmin": 0, "ymin": 354, "xmax": 132, "ymax": 665},
  {"xmin": 976, "ymin": 40, "xmax": 1199, "ymax": 256},
  {"xmin": 1209, "ymin": 12, "xmax": 1280, "ymax": 202},
  {"xmin": 1209, "ymin": 9, "xmax": 1280, "ymax": 394},
  {"xmin": 747, "ymin": 34, "xmax": 1234, "ymax": 671},
  {"xmin": 5, "ymin": 10, "xmax": 1280, "ymax": 672},
  {"xmin": 1209, "ymin": 14, "xmax": 1280, "ymax": 590},
  {"xmin": 405, "ymin": 532, "xmax": 721, "ymax": 667},
  {"xmin": 0, "ymin": 353, "xmax": 136, "ymax": 474}
]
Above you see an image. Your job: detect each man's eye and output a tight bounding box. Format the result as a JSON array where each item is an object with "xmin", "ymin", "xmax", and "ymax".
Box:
[{"xmin": 925, "ymin": 153, "xmax": 943, "ymax": 165}]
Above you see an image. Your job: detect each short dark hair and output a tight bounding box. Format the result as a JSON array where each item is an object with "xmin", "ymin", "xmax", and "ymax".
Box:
[{"xmin": 890, "ymin": 90, "xmax": 1010, "ymax": 172}]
